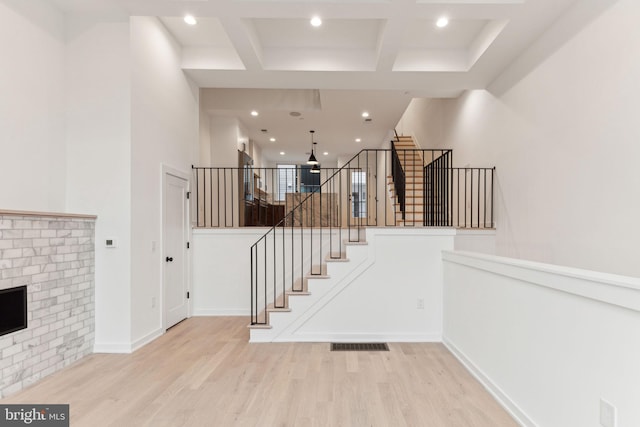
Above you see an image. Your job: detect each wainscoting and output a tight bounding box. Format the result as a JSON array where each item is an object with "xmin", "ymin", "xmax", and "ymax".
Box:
[
  {"xmin": 443, "ymin": 251, "xmax": 640, "ymax": 427},
  {"xmin": 0, "ymin": 210, "xmax": 96, "ymax": 398}
]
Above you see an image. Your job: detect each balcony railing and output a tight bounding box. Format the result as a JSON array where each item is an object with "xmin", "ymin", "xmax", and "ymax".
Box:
[
  {"xmin": 243, "ymin": 147, "xmax": 495, "ymax": 324},
  {"xmin": 193, "ymin": 148, "xmax": 479, "ymax": 229}
]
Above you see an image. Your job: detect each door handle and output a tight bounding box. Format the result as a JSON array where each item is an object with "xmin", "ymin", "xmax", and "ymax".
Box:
[{"xmin": 166, "ymin": 257, "xmax": 173, "ymax": 262}]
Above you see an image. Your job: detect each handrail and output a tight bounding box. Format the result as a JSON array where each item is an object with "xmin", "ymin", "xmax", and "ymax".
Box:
[
  {"xmin": 391, "ymin": 141, "xmax": 406, "ymax": 220},
  {"xmin": 250, "ymin": 149, "xmax": 370, "ymax": 324},
  {"xmin": 191, "ymin": 166, "xmax": 341, "ymax": 227},
  {"xmin": 248, "ymin": 147, "xmax": 463, "ymax": 325}
]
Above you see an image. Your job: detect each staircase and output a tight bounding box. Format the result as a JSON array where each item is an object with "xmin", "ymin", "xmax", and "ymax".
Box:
[
  {"xmin": 249, "ymin": 234, "xmax": 371, "ymax": 342},
  {"xmin": 388, "ymin": 135, "xmax": 424, "ymax": 225},
  {"xmin": 247, "ymin": 138, "xmax": 494, "ymax": 341},
  {"xmin": 248, "ymin": 227, "xmax": 451, "ymax": 343}
]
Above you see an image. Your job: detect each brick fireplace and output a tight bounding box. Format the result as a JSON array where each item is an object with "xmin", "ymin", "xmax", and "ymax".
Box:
[{"xmin": 0, "ymin": 210, "xmax": 96, "ymax": 398}]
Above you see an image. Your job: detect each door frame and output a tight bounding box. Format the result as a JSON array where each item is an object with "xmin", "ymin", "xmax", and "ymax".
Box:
[{"xmin": 161, "ymin": 164, "xmax": 191, "ymax": 331}]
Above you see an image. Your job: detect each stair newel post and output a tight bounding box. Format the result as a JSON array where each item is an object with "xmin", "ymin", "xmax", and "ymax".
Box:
[
  {"xmin": 250, "ymin": 245, "xmax": 253, "ymax": 324},
  {"xmin": 300, "ymin": 200, "xmax": 303, "ymax": 291},
  {"xmin": 329, "ymin": 169, "xmax": 334, "ymax": 259},
  {"xmin": 338, "ymin": 167, "xmax": 343, "ymax": 254},
  {"xmin": 347, "ymin": 167, "xmax": 351, "ymax": 240},
  {"xmin": 274, "ymin": 226, "xmax": 280, "ymax": 308},
  {"xmin": 263, "ymin": 236, "xmax": 267, "ymax": 323},
  {"xmin": 422, "ymin": 154, "xmax": 426, "ymax": 227},
  {"xmin": 358, "ymin": 153, "xmax": 362, "ymax": 232},
  {"xmin": 319, "ymin": 179, "xmax": 323, "ymax": 272},
  {"xmin": 291, "ymin": 208, "xmax": 294, "ymax": 292},
  {"xmin": 483, "ymin": 168, "xmax": 487, "ymax": 228},
  {"xmin": 470, "ymin": 167, "xmax": 474, "ymax": 228},
  {"xmin": 491, "ymin": 167, "xmax": 495, "ymax": 228},
  {"xmin": 365, "ymin": 151, "xmax": 369, "ymax": 227}
]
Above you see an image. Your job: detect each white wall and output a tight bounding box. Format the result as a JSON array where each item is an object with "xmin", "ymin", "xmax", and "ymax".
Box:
[
  {"xmin": 0, "ymin": 0, "xmax": 66, "ymax": 212},
  {"xmin": 210, "ymin": 116, "xmax": 240, "ymax": 166},
  {"xmin": 199, "ymin": 98, "xmax": 212, "ymax": 167},
  {"xmin": 65, "ymin": 18, "xmax": 132, "ymax": 349},
  {"xmin": 294, "ymin": 228, "xmax": 452, "ymax": 341},
  {"xmin": 443, "ymin": 250, "xmax": 640, "ymax": 427},
  {"xmin": 192, "ymin": 228, "xmax": 269, "ymax": 316},
  {"xmin": 395, "ymin": 98, "xmax": 443, "ymax": 150},
  {"xmin": 195, "ymin": 228, "xmax": 455, "ymax": 342},
  {"xmin": 130, "ymin": 16, "xmax": 199, "ymax": 345},
  {"xmin": 397, "ymin": 0, "xmax": 640, "ymax": 277}
]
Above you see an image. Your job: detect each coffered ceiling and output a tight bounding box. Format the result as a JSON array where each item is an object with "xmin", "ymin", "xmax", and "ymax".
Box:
[{"xmin": 51, "ymin": 0, "xmax": 583, "ymax": 162}]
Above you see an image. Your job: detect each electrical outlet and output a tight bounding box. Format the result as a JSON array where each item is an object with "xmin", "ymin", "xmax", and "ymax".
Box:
[
  {"xmin": 417, "ymin": 298, "xmax": 425, "ymax": 309},
  {"xmin": 151, "ymin": 241, "xmax": 157, "ymax": 252},
  {"xmin": 151, "ymin": 297, "xmax": 156, "ymax": 308},
  {"xmin": 600, "ymin": 399, "xmax": 616, "ymax": 427}
]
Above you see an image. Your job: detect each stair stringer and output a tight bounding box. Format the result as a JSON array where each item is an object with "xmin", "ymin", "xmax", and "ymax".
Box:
[{"xmin": 249, "ymin": 230, "xmax": 376, "ymax": 343}]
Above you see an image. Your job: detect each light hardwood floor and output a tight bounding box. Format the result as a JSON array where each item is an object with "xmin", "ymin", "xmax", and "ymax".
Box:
[{"xmin": 2, "ymin": 317, "xmax": 517, "ymax": 426}]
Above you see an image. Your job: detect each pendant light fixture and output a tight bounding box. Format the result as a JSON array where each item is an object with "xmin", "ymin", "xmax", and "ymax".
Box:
[
  {"xmin": 310, "ymin": 163, "xmax": 320, "ymax": 174},
  {"xmin": 307, "ymin": 130, "xmax": 318, "ymax": 165}
]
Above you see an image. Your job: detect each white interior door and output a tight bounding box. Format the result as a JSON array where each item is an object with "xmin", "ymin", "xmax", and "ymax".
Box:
[{"xmin": 163, "ymin": 171, "xmax": 189, "ymax": 330}]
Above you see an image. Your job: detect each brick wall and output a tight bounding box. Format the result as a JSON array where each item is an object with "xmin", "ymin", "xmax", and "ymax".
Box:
[{"xmin": 0, "ymin": 211, "xmax": 96, "ymax": 398}]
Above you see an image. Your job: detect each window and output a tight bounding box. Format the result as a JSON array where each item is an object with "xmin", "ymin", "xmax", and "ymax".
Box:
[
  {"xmin": 351, "ymin": 171, "xmax": 366, "ymax": 218},
  {"xmin": 300, "ymin": 165, "xmax": 320, "ymax": 193},
  {"xmin": 276, "ymin": 165, "xmax": 296, "ymax": 201}
]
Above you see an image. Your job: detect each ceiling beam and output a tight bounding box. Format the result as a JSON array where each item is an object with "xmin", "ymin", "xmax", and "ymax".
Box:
[{"xmin": 219, "ymin": 17, "xmax": 264, "ymax": 72}]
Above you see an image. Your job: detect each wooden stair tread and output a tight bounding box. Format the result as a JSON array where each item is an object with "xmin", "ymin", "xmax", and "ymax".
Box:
[
  {"xmin": 343, "ymin": 240, "xmax": 368, "ymax": 246},
  {"xmin": 267, "ymin": 306, "xmax": 291, "ymax": 313},
  {"xmin": 247, "ymin": 324, "xmax": 272, "ymax": 329},
  {"xmin": 287, "ymin": 290, "xmax": 311, "ymax": 296},
  {"xmin": 306, "ymin": 274, "xmax": 330, "ymax": 279}
]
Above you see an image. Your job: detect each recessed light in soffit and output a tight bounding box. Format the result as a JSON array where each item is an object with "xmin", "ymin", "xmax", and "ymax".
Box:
[
  {"xmin": 393, "ymin": 18, "xmax": 507, "ymax": 72},
  {"xmin": 436, "ymin": 17, "xmax": 449, "ymax": 28},
  {"xmin": 251, "ymin": 19, "xmax": 381, "ymax": 71}
]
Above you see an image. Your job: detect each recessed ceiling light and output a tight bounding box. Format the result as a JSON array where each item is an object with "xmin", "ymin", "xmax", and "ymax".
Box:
[
  {"xmin": 310, "ymin": 16, "xmax": 322, "ymax": 27},
  {"xmin": 355, "ymin": 138, "xmax": 361, "ymax": 142},
  {"xmin": 361, "ymin": 112, "xmax": 369, "ymax": 118},
  {"xmin": 436, "ymin": 17, "xmax": 449, "ymax": 28},
  {"xmin": 251, "ymin": 110, "xmax": 259, "ymax": 117},
  {"xmin": 269, "ymin": 137, "xmax": 276, "ymax": 142},
  {"xmin": 184, "ymin": 15, "xmax": 197, "ymax": 26},
  {"xmin": 323, "ymin": 152, "xmax": 329, "ymax": 156},
  {"xmin": 280, "ymin": 151, "xmax": 285, "ymax": 155}
]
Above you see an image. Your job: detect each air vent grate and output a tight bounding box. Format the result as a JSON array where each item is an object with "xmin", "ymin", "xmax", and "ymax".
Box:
[{"xmin": 331, "ymin": 343, "xmax": 389, "ymax": 352}]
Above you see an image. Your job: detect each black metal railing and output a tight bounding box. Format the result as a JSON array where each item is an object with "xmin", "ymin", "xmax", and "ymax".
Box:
[
  {"xmin": 250, "ymin": 152, "xmax": 368, "ymax": 325},
  {"xmin": 423, "ymin": 151, "xmax": 452, "ymax": 226},
  {"xmin": 391, "ymin": 142, "xmax": 406, "ymax": 219},
  {"xmin": 248, "ymin": 147, "xmax": 478, "ymax": 325},
  {"xmin": 191, "ymin": 166, "xmax": 341, "ymax": 227},
  {"xmin": 449, "ymin": 167, "xmax": 495, "ymax": 228}
]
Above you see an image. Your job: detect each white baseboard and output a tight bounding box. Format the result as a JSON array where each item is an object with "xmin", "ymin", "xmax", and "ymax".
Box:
[
  {"xmin": 443, "ymin": 336, "xmax": 536, "ymax": 427},
  {"xmin": 93, "ymin": 342, "xmax": 133, "ymax": 354},
  {"xmin": 131, "ymin": 328, "xmax": 164, "ymax": 352},
  {"xmin": 192, "ymin": 308, "xmax": 250, "ymax": 316},
  {"xmin": 274, "ymin": 332, "xmax": 442, "ymax": 343},
  {"xmin": 94, "ymin": 328, "xmax": 164, "ymax": 354}
]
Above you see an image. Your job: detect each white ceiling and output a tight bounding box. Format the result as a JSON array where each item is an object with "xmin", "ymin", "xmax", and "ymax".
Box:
[
  {"xmin": 202, "ymin": 89, "xmax": 412, "ymax": 163},
  {"xmin": 51, "ymin": 0, "xmax": 582, "ymax": 163}
]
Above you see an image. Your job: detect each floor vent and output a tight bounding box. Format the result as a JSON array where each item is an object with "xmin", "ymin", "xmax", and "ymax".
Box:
[{"xmin": 330, "ymin": 343, "xmax": 389, "ymax": 352}]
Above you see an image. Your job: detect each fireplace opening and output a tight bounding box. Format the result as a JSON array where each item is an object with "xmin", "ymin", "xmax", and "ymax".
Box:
[{"xmin": 0, "ymin": 286, "xmax": 27, "ymax": 337}]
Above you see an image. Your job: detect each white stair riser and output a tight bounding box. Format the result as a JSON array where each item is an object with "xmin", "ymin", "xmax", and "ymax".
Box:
[{"xmin": 250, "ymin": 240, "xmax": 369, "ymax": 342}]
